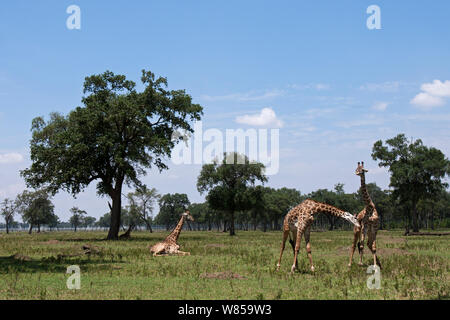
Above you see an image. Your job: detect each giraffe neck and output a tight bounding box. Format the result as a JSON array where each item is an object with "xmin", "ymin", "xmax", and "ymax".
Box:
[
  {"xmin": 309, "ymin": 200, "xmax": 359, "ymax": 227},
  {"xmin": 165, "ymin": 215, "xmax": 185, "ymax": 243},
  {"xmin": 360, "ymin": 173, "xmax": 373, "ymax": 207},
  {"xmin": 311, "ymin": 201, "xmax": 348, "ymax": 218}
]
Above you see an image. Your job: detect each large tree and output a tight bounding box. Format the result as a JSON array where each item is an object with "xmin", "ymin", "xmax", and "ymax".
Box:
[
  {"xmin": 197, "ymin": 152, "xmax": 267, "ymax": 236},
  {"xmin": 21, "ymin": 70, "xmax": 203, "ymax": 239},
  {"xmin": 372, "ymin": 134, "xmax": 450, "ymax": 232}
]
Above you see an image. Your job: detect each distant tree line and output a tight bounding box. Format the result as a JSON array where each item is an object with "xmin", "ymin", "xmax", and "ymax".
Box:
[{"xmin": 1, "ymin": 134, "xmax": 449, "ymax": 235}]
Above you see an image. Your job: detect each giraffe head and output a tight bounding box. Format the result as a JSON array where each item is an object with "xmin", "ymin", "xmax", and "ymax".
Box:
[
  {"xmin": 182, "ymin": 210, "xmax": 194, "ymax": 222},
  {"xmin": 355, "ymin": 161, "xmax": 368, "ymax": 176}
]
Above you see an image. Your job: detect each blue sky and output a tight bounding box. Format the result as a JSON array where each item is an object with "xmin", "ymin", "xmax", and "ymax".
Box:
[{"xmin": 1, "ymin": 1, "xmax": 449, "ymax": 221}]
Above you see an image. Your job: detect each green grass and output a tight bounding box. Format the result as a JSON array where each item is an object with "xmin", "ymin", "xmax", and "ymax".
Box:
[{"xmin": 0, "ymin": 229, "xmax": 448, "ymax": 299}]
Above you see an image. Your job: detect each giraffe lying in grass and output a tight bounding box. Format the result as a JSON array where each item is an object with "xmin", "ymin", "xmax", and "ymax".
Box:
[
  {"xmin": 150, "ymin": 211, "xmax": 194, "ymax": 256},
  {"xmin": 276, "ymin": 199, "xmax": 360, "ymax": 273}
]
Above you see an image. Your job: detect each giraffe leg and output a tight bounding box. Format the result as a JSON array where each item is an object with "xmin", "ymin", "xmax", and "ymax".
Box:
[
  {"xmin": 348, "ymin": 226, "xmax": 361, "ymax": 267},
  {"xmin": 304, "ymin": 226, "xmax": 314, "ymax": 272},
  {"xmin": 367, "ymin": 224, "xmax": 381, "ymax": 269},
  {"xmin": 291, "ymin": 225, "xmax": 305, "ymax": 274},
  {"xmin": 289, "ymin": 230, "xmax": 299, "ymax": 270},
  {"xmin": 276, "ymin": 228, "xmax": 289, "ymax": 271},
  {"xmin": 358, "ymin": 226, "xmax": 366, "ymax": 266}
]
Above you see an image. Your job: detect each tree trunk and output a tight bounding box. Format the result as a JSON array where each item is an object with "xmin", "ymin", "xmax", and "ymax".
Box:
[
  {"xmin": 107, "ymin": 191, "xmax": 122, "ymax": 240},
  {"xmin": 145, "ymin": 221, "xmax": 153, "ymax": 233},
  {"xmin": 5, "ymin": 221, "xmax": 9, "ymax": 234},
  {"xmin": 412, "ymin": 203, "xmax": 419, "ymax": 233},
  {"xmin": 327, "ymin": 215, "xmax": 335, "ymax": 231},
  {"xmin": 229, "ymin": 211, "xmax": 235, "ymax": 236},
  {"xmin": 37, "ymin": 224, "xmax": 41, "ymax": 233},
  {"xmin": 430, "ymin": 207, "xmax": 435, "ymax": 230},
  {"xmin": 28, "ymin": 224, "xmax": 33, "ymax": 234},
  {"xmin": 379, "ymin": 212, "xmax": 384, "ymax": 230}
]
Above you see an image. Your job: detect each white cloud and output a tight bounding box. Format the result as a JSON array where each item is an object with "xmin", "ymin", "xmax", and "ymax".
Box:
[
  {"xmin": 359, "ymin": 81, "xmax": 400, "ymax": 92},
  {"xmin": 336, "ymin": 115, "xmax": 385, "ymax": 129},
  {"xmin": 411, "ymin": 92, "xmax": 445, "ymax": 109},
  {"xmin": 421, "ymin": 80, "xmax": 450, "ymax": 97},
  {"xmin": 200, "ymin": 89, "xmax": 285, "ymax": 102},
  {"xmin": 0, "ymin": 152, "xmax": 24, "ymax": 164},
  {"xmin": 372, "ymin": 102, "xmax": 389, "ymax": 111},
  {"xmin": 289, "ymin": 83, "xmax": 330, "ymax": 90},
  {"xmin": 411, "ymin": 80, "xmax": 450, "ymax": 110},
  {"xmin": 235, "ymin": 107, "xmax": 283, "ymax": 128}
]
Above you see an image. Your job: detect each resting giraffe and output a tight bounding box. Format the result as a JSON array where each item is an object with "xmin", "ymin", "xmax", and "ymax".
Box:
[
  {"xmin": 348, "ymin": 161, "xmax": 381, "ymax": 268},
  {"xmin": 150, "ymin": 210, "xmax": 194, "ymax": 256},
  {"xmin": 276, "ymin": 199, "xmax": 360, "ymax": 273}
]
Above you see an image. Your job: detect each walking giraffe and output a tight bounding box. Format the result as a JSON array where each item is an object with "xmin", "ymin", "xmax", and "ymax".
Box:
[
  {"xmin": 150, "ymin": 210, "xmax": 194, "ymax": 256},
  {"xmin": 348, "ymin": 161, "xmax": 381, "ymax": 268},
  {"xmin": 276, "ymin": 199, "xmax": 360, "ymax": 273}
]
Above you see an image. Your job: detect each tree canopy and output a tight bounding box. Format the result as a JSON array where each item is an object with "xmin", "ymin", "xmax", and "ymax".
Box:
[
  {"xmin": 372, "ymin": 133, "xmax": 450, "ymax": 232},
  {"xmin": 126, "ymin": 185, "xmax": 160, "ymax": 233},
  {"xmin": 0, "ymin": 198, "xmax": 17, "ymax": 234},
  {"xmin": 15, "ymin": 189, "xmax": 57, "ymax": 234},
  {"xmin": 155, "ymin": 193, "xmax": 190, "ymax": 230},
  {"xmin": 197, "ymin": 152, "xmax": 267, "ymax": 235},
  {"xmin": 21, "ymin": 69, "xmax": 203, "ymax": 239},
  {"xmin": 69, "ymin": 207, "xmax": 87, "ymax": 232}
]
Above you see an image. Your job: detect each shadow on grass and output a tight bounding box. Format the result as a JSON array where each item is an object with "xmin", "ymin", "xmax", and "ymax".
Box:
[
  {"xmin": 0, "ymin": 255, "xmax": 124, "ymax": 274},
  {"xmin": 59, "ymin": 236, "xmax": 153, "ymax": 243}
]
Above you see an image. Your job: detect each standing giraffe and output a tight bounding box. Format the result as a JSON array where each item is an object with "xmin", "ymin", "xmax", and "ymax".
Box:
[
  {"xmin": 276, "ymin": 199, "xmax": 360, "ymax": 273},
  {"xmin": 348, "ymin": 161, "xmax": 381, "ymax": 268},
  {"xmin": 150, "ymin": 210, "xmax": 194, "ymax": 256}
]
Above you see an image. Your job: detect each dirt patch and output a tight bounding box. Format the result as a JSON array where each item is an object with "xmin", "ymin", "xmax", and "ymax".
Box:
[
  {"xmin": 82, "ymin": 244, "xmax": 102, "ymax": 255},
  {"xmin": 377, "ymin": 248, "xmax": 411, "ymax": 256},
  {"xmin": 41, "ymin": 239, "xmax": 64, "ymax": 245},
  {"xmin": 204, "ymin": 244, "xmax": 226, "ymax": 248},
  {"xmin": 377, "ymin": 235, "xmax": 406, "ymax": 244},
  {"xmin": 200, "ymin": 271, "xmax": 246, "ymax": 280},
  {"xmin": 337, "ymin": 246, "xmax": 410, "ymax": 256},
  {"xmin": 9, "ymin": 253, "xmax": 31, "ymax": 261}
]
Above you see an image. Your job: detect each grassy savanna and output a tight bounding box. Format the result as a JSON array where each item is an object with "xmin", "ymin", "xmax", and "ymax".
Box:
[{"xmin": 0, "ymin": 230, "xmax": 448, "ymax": 300}]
